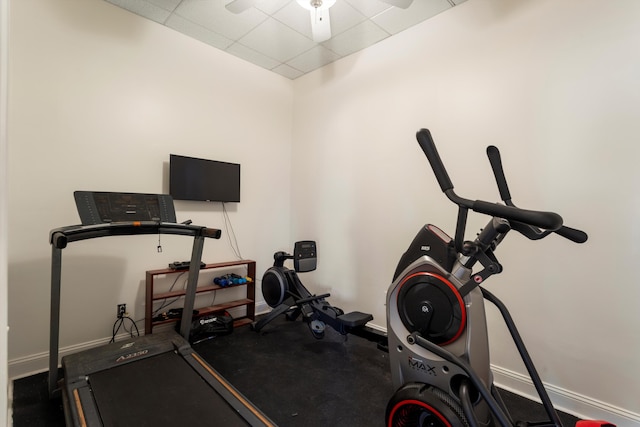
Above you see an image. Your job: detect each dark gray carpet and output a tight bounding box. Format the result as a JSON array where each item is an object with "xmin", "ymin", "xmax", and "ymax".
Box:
[
  {"xmin": 12, "ymin": 315, "xmax": 580, "ymax": 426},
  {"xmin": 194, "ymin": 316, "xmax": 392, "ymax": 426}
]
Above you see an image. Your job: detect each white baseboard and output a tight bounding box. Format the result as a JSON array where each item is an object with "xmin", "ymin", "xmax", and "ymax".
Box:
[
  {"xmin": 9, "ymin": 333, "xmax": 137, "ymax": 380},
  {"xmin": 492, "ymin": 365, "xmax": 640, "ymax": 426},
  {"xmin": 254, "ymin": 301, "xmax": 270, "ymax": 315},
  {"xmin": 11, "ymin": 305, "xmax": 272, "ymax": 380}
]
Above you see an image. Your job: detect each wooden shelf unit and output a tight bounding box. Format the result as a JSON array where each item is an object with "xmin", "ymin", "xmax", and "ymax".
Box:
[{"xmin": 145, "ymin": 259, "xmax": 256, "ymax": 334}]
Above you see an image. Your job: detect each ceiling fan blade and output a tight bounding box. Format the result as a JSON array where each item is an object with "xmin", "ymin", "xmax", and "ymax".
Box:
[
  {"xmin": 225, "ymin": 0, "xmax": 259, "ymax": 14},
  {"xmin": 310, "ymin": 8, "xmax": 331, "ymax": 42},
  {"xmin": 379, "ymin": 0, "xmax": 414, "ymax": 9}
]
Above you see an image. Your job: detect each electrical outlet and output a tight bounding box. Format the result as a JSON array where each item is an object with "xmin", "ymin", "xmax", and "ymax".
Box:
[{"xmin": 117, "ymin": 304, "xmax": 126, "ymax": 319}]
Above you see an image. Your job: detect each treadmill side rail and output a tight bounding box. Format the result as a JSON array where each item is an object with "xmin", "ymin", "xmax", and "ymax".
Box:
[
  {"xmin": 48, "ymin": 222, "xmax": 221, "ymax": 398},
  {"xmin": 187, "ymin": 351, "xmax": 278, "ymax": 427}
]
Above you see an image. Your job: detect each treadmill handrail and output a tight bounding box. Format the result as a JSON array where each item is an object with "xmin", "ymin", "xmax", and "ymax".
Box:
[
  {"xmin": 48, "ymin": 220, "xmax": 221, "ymax": 399},
  {"xmin": 50, "ymin": 221, "xmax": 221, "ymax": 248}
]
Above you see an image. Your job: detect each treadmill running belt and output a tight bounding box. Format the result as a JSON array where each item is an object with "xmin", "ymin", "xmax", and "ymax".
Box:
[{"xmin": 88, "ymin": 351, "xmax": 249, "ymax": 427}]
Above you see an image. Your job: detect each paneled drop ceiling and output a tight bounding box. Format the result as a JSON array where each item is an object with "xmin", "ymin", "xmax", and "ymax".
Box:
[{"xmin": 104, "ymin": 0, "xmax": 467, "ymax": 79}]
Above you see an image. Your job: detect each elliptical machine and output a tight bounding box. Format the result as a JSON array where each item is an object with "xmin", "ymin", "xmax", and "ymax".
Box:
[
  {"xmin": 385, "ymin": 129, "xmax": 614, "ymax": 427},
  {"xmin": 253, "ymin": 241, "xmax": 385, "ymax": 346}
]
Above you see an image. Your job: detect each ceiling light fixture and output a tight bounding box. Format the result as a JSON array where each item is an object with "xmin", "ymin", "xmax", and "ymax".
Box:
[
  {"xmin": 296, "ymin": 0, "xmax": 336, "ymax": 42},
  {"xmin": 226, "ymin": 0, "xmax": 414, "ymax": 43}
]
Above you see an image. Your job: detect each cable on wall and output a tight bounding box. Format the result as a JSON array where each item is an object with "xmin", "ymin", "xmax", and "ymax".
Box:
[{"xmin": 222, "ymin": 202, "xmax": 243, "ymax": 260}]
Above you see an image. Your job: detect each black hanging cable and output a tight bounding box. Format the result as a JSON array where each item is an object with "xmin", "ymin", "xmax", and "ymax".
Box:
[
  {"xmin": 110, "ymin": 318, "xmax": 124, "ymax": 343},
  {"xmin": 129, "ymin": 317, "xmax": 146, "ymax": 333},
  {"xmin": 152, "ymin": 271, "xmax": 188, "ymax": 317},
  {"xmin": 210, "ymin": 290, "xmax": 217, "ymax": 307},
  {"xmin": 123, "ymin": 316, "xmax": 140, "ymax": 338},
  {"xmin": 110, "ymin": 315, "xmax": 140, "ymax": 343}
]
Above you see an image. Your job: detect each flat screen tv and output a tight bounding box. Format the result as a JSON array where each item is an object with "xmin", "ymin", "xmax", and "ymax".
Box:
[{"xmin": 169, "ymin": 154, "xmax": 241, "ymax": 202}]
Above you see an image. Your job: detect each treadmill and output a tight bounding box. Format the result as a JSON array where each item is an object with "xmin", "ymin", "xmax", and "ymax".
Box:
[{"xmin": 48, "ymin": 191, "xmax": 276, "ymax": 427}]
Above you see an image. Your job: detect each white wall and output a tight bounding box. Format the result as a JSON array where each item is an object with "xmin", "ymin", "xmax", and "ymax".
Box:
[
  {"xmin": 1, "ymin": 0, "xmax": 10, "ymax": 423},
  {"xmin": 291, "ymin": 0, "xmax": 639, "ymax": 424},
  {"xmin": 6, "ymin": 0, "xmax": 640, "ymax": 424},
  {"xmin": 7, "ymin": 0, "xmax": 293, "ymax": 375}
]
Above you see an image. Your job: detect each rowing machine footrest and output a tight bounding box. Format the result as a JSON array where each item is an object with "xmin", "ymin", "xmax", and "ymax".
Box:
[
  {"xmin": 576, "ymin": 421, "xmax": 616, "ymax": 427},
  {"xmin": 337, "ymin": 311, "xmax": 373, "ymax": 328}
]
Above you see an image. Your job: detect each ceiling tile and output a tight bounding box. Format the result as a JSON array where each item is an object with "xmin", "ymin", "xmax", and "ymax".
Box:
[
  {"xmin": 238, "ymin": 17, "xmax": 317, "ymax": 62},
  {"xmin": 325, "ymin": 1, "xmax": 368, "ymax": 37},
  {"xmin": 322, "ymin": 19, "xmax": 390, "ymax": 57},
  {"xmin": 372, "ymin": 0, "xmax": 452, "ymax": 35},
  {"xmin": 105, "ymin": 0, "xmax": 171, "ymax": 23},
  {"xmin": 103, "ymin": 0, "xmax": 466, "ymax": 79},
  {"xmin": 286, "ymin": 45, "xmax": 341, "ymax": 73},
  {"xmin": 165, "ymin": 14, "xmax": 234, "ymax": 50},
  {"xmin": 254, "ymin": 0, "xmax": 291, "ymax": 15},
  {"xmin": 271, "ymin": 1, "xmax": 314, "ymax": 38},
  {"xmin": 174, "ymin": 0, "xmax": 268, "ymax": 40},
  {"xmin": 272, "ymin": 63, "xmax": 305, "ymax": 79},
  {"xmin": 146, "ymin": 0, "xmax": 182, "ymax": 12},
  {"xmin": 226, "ymin": 42, "xmax": 282, "ymax": 70},
  {"xmin": 343, "ymin": 0, "xmax": 392, "ymax": 19}
]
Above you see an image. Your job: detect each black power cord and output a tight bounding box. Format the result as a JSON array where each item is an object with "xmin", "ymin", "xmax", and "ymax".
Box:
[
  {"xmin": 110, "ymin": 315, "xmax": 140, "ymax": 343},
  {"xmin": 152, "ymin": 271, "xmax": 188, "ymax": 318}
]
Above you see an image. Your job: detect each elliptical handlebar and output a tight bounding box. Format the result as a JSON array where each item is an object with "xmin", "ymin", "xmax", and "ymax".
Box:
[
  {"xmin": 485, "ymin": 145, "xmax": 588, "ymax": 244},
  {"xmin": 418, "ymin": 129, "xmax": 455, "ymax": 192},
  {"xmin": 416, "ymin": 129, "xmax": 563, "ymax": 232}
]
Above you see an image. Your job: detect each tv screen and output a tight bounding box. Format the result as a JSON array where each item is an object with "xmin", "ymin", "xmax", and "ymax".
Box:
[{"xmin": 169, "ymin": 154, "xmax": 240, "ymax": 202}]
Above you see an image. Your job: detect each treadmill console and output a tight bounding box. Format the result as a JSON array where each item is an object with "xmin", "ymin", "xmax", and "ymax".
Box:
[{"xmin": 74, "ymin": 191, "xmax": 177, "ymax": 225}]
